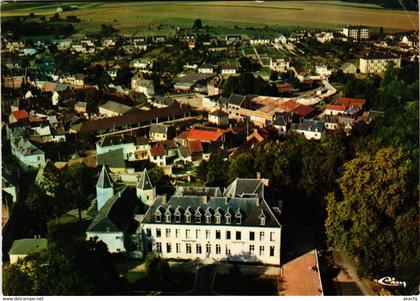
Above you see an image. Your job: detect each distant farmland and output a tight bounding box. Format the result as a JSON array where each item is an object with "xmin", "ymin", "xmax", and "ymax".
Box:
[{"xmin": 1, "ymin": 1, "xmax": 418, "ymax": 35}]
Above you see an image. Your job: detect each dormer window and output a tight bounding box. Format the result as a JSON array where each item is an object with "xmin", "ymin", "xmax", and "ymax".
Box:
[
  {"xmin": 185, "ymin": 207, "xmax": 192, "ymax": 223},
  {"xmin": 165, "ymin": 206, "xmax": 172, "ymax": 223},
  {"xmin": 205, "ymin": 209, "xmax": 212, "ymax": 224},
  {"xmin": 259, "ymin": 210, "xmax": 266, "ymax": 226},
  {"xmin": 214, "ymin": 208, "xmax": 222, "ymax": 224},
  {"xmin": 155, "ymin": 206, "xmax": 162, "ymax": 222},
  {"xmin": 225, "ymin": 208, "xmax": 232, "ymax": 224},
  {"xmin": 175, "ymin": 206, "xmax": 182, "ymax": 223},
  {"xmin": 195, "ymin": 207, "xmax": 202, "ymax": 223},
  {"xmin": 235, "ymin": 209, "xmax": 243, "ymax": 225}
]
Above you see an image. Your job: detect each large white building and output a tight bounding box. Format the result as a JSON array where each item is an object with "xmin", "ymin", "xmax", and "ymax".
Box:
[
  {"xmin": 343, "ymin": 25, "xmax": 370, "ymax": 41},
  {"xmin": 359, "ymin": 56, "xmax": 401, "ymax": 74},
  {"xmin": 140, "ymin": 179, "xmax": 282, "ymax": 265}
]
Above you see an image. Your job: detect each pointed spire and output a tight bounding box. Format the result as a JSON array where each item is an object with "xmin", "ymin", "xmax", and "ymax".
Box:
[
  {"xmin": 137, "ymin": 168, "xmax": 153, "ymax": 190},
  {"xmin": 96, "ymin": 165, "xmax": 114, "ymax": 188}
]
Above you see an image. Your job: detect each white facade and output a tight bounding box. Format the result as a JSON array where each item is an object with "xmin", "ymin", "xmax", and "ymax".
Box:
[
  {"xmin": 359, "ymin": 57, "xmax": 401, "ymax": 74},
  {"xmin": 270, "ymin": 57, "xmax": 290, "ymax": 72},
  {"xmin": 295, "ymin": 129, "xmax": 323, "ymax": 140},
  {"xmin": 141, "ymin": 223, "xmax": 281, "ymax": 265},
  {"xmin": 315, "ymin": 65, "xmax": 332, "ymax": 78}
]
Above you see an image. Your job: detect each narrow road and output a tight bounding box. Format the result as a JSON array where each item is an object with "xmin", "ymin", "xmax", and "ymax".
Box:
[
  {"xmin": 190, "ymin": 264, "xmax": 216, "ymax": 295},
  {"xmin": 332, "ymin": 250, "xmax": 375, "ymax": 296}
]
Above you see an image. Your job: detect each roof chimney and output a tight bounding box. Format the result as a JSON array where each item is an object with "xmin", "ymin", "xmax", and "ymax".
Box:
[
  {"xmin": 162, "ymin": 194, "xmax": 167, "ymax": 205},
  {"xmin": 256, "ymin": 172, "xmax": 261, "ymax": 179},
  {"xmin": 203, "ymin": 195, "xmax": 208, "ymax": 204},
  {"xmin": 224, "ymin": 197, "xmax": 228, "ymax": 205}
]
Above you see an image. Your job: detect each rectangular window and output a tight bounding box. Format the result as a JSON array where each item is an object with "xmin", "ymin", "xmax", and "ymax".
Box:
[
  {"xmin": 249, "ymin": 245, "xmax": 255, "ymax": 255},
  {"xmin": 196, "ymin": 244, "xmax": 202, "ymax": 254},
  {"xmin": 206, "ymin": 230, "xmax": 211, "ymax": 239},
  {"xmin": 259, "ymin": 246, "xmax": 264, "ymax": 256},
  {"xmin": 226, "ymin": 246, "xmax": 231, "ymax": 256},
  {"xmin": 226, "ymin": 231, "xmax": 231, "ymax": 240},
  {"xmin": 166, "ymin": 215, "xmax": 171, "ymax": 222},
  {"xmin": 186, "ymin": 229, "xmax": 191, "ymax": 239},
  {"xmin": 146, "ymin": 228, "xmax": 151, "ymax": 237},
  {"xmin": 156, "ymin": 242, "xmax": 162, "ymax": 253},
  {"xmin": 216, "ymin": 244, "xmax": 221, "ymax": 255},
  {"xmin": 270, "ymin": 246, "xmax": 275, "ymax": 257},
  {"xmin": 216, "ymin": 230, "xmax": 221, "ymax": 239},
  {"xmin": 156, "ymin": 228, "xmax": 161, "ymax": 238},
  {"xmin": 176, "ymin": 243, "xmax": 181, "ymax": 253},
  {"xmin": 196, "ymin": 229, "xmax": 201, "ymax": 239},
  {"xmin": 270, "ymin": 232, "xmax": 275, "ymax": 241},
  {"xmin": 155, "ymin": 215, "xmax": 161, "ymax": 222},
  {"xmin": 216, "ymin": 216, "xmax": 221, "ymax": 224},
  {"xmin": 206, "ymin": 216, "xmax": 211, "ymax": 224},
  {"xmin": 166, "ymin": 243, "xmax": 172, "ymax": 253},
  {"xmin": 226, "ymin": 216, "xmax": 231, "ymax": 224},
  {"xmin": 206, "ymin": 243, "xmax": 211, "ymax": 255},
  {"xmin": 186, "ymin": 215, "xmax": 191, "ymax": 223},
  {"xmin": 195, "ymin": 216, "xmax": 201, "ymax": 223},
  {"xmin": 249, "ymin": 231, "xmax": 255, "ymax": 241},
  {"xmin": 260, "ymin": 231, "xmax": 265, "ymax": 241},
  {"xmin": 175, "ymin": 215, "xmax": 181, "ymax": 223},
  {"xmin": 166, "ymin": 228, "xmax": 171, "ymax": 238},
  {"xmin": 186, "ymin": 243, "xmax": 192, "ymax": 254},
  {"xmin": 236, "ymin": 231, "xmax": 241, "ymax": 240},
  {"xmin": 176, "ymin": 229, "xmax": 180, "ymax": 238}
]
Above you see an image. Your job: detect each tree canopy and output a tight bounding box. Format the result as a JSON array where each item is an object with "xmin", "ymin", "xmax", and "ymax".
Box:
[{"xmin": 325, "ymin": 147, "xmax": 419, "ymax": 290}]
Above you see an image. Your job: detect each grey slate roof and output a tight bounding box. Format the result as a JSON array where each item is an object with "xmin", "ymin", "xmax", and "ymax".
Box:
[
  {"xmin": 142, "ymin": 179, "xmax": 281, "ymax": 228},
  {"xmin": 9, "ymin": 238, "xmax": 47, "ymax": 255},
  {"xmin": 150, "ymin": 123, "xmax": 169, "ymax": 135},
  {"xmin": 228, "ymin": 94, "xmax": 246, "ymax": 106},
  {"xmin": 293, "ymin": 119, "xmax": 325, "ymax": 132},
  {"xmin": 137, "ymin": 168, "xmax": 153, "ymax": 190},
  {"xmin": 224, "ymin": 179, "xmax": 264, "ymax": 199},
  {"xmin": 87, "ymin": 186, "xmax": 138, "ymax": 233},
  {"xmin": 96, "ymin": 165, "xmax": 114, "ymax": 188},
  {"xmin": 96, "ymin": 149, "xmax": 126, "ymax": 168}
]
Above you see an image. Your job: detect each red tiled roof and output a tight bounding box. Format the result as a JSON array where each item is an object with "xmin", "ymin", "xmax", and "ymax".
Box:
[
  {"xmin": 326, "ymin": 104, "xmax": 346, "ymax": 111},
  {"xmin": 291, "ymin": 105, "xmax": 315, "ymax": 117},
  {"xmin": 187, "ymin": 128, "xmax": 224, "ymax": 142},
  {"xmin": 12, "ymin": 109, "xmax": 29, "ymax": 120},
  {"xmin": 279, "ymin": 99, "xmax": 300, "ymax": 112},
  {"xmin": 150, "ymin": 144, "xmax": 165, "ymax": 156},
  {"xmin": 336, "ymin": 97, "xmax": 366, "ymax": 109},
  {"xmin": 188, "ymin": 140, "xmax": 203, "ymax": 154}
]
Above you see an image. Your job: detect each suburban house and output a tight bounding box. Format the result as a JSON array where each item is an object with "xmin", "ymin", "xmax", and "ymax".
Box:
[
  {"xmin": 291, "ymin": 119, "xmax": 325, "ymax": 140},
  {"xmin": 11, "ymin": 137, "xmax": 46, "ymax": 170},
  {"xmin": 359, "ymin": 55, "xmax": 401, "ymax": 74},
  {"xmin": 74, "ymin": 101, "xmax": 88, "ymax": 114},
  {"xmin": 324, "ymin": 104, "xmax": 347, "ymax": 116},
  {"xmin": 8, "ymin": 238, "xmax": 48, "ymax": 264},
  {"xmin": 225, "ymin": 35, "xmax": 241, "ymax": 45},
  {"xmin": 149, "ymin": 96, "xmax": 176, "ymax": 108},
  {"xmin": 99, "ymin": 100, "xmax": 133, "ymax": 117},
  {"xmin": 220, "ymin": 64, "xmax": 237, "ymax": 76},
  {"xmin": 149, "ymin": 124, "xmax": 175, "ymax": 142},
  {"xmin": 96, "ymin": 134, "xmax": 151, "ymax": 162},
  {"xmin": 140, "ymin": 178, "xmax": 282, "ymax": 265},
  {"xmin": 208, "ymin": 109, "xmax": 229, "ymax": 127},
  {"xmin": 9, "ymin": 110, "xmax": 29, "ymax": 124},
  {"xmin": 316, "ymin": 32, "xmax": 334, "ymax": 43},
  {"xmin": 270, "ymin": 57, "xmax": 290, "ymax": 72},
  {"xmin": 131, "ymin": 76, "xmax": 155, "ymax": 98},
  {"xmin": 250, "ymin": 36, "xmax": 272, "ymax": 46},
  {"xmin": 149, "ymin": 143, "xmax": 167, "ymax": 167},
  {"xmin": 198, "ymin": 64, "xmax": 214, "ymax": 74}
]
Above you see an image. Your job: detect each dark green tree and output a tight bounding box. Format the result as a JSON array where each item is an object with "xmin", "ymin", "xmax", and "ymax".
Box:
[{"xmin": 193, "ymin": 18, "xmax": 202, "ymax": 29}]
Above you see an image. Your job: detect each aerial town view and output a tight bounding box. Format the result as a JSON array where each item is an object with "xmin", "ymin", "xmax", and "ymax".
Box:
[{"xmin": 1, "ymin": 0, "xmax": 419, "ymax": 298}]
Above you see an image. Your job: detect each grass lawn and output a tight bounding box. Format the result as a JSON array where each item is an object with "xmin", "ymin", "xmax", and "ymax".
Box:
[
  {"xmin": 2, "ymin": 1, "xmax": 417, "ymax": 35},
  {"xmin": 128, "ymin": 260, "xmax": 197, "ymax": 293}
]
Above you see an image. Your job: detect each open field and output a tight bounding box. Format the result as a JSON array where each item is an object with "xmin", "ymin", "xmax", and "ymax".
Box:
[{"xmin": 1, "ymin": 1, "xmax": 418, "ymax": 35}]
